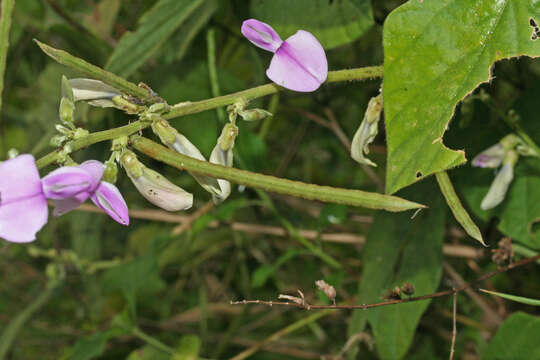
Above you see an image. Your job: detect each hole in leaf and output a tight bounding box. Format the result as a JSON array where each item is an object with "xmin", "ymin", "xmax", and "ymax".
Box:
[{"xmin": 416, "ymin": 171, "xmax": 422, "ymax": 178}]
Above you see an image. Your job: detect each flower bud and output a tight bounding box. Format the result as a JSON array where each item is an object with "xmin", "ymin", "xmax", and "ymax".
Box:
[
  {"xmin": 121, "ymin": 150, "xmax": 193, "ymax": 211},
  {"xmin": 351, "ymin": 94, "xmax": 383, "ymax": 167},
  {"xmin": 68, "ymin": 78, "xmax": 122, "ymax": 108},
  {"xmin": 151, "ymin": 119, "xmax": 222, "ymax": 198},
  {"xmin": 238, "ymin": 108, "xmax": 272, "ymax": 122},
  {"xmin": 472, "ymin": 144, "xmax": 505, "ymax": 168},
  {"xmin": 50, "ymin": 135, "xmax": 68, "ymax": 147},
  {"xmin": 209, "ymin": 123, "xmax": 238, "ymax": 203},
  {"xmin": 61, "ymin": 75, "xmax": 74, "ymax": 102},
  {"xmin": 103, "ymin": 160, "xmax": 118, "ymax": 184},
  {"xmin": 59, "ymin": 97, "xmax": 75, "ymax": 124},
  {"xmin": 480, "ymin": 150, "xmax": 518, "ymax": 210}
]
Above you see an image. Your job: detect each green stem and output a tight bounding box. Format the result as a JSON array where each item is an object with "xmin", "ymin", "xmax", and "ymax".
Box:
[
  {"xmin": 0, "ymin": 0, "xmax": 15, "ymax": 121},
  {"xmin": 229, "ymin": 309, "xmax": 334, "ymax": 360},
  {"xmin": 0, "ymin": 280, "xmax": 62, "ymax": 359},
  {"xmin": 35, "ymin": 66, "xmax": 382, "ymax": 169},
  {"xmin": 34, "ymin": 40, "xmax": 150, "ymax": 100},
  {"xmin": 435, "ymin": 171, "xmax": 484, "ymax": 246},
  {"xmin": 162, "ymin": 66, "xmax": 383, "ymax": 121},
  {"xmin": 131, "ymin": 136, "xmax": 424, "ymax": 212},
  {"xmin": 130, "ymin": 327, "xmax": 174, "ymax": 354},
  {"xmin": 206, "ymin": 27, "xmax": 226, "ymax": 123}
]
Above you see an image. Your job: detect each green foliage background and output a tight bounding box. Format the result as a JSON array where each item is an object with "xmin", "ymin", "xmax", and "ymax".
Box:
[{"xmin": 0, "ymin": 0, "xmax": 540, "ymax": 359}]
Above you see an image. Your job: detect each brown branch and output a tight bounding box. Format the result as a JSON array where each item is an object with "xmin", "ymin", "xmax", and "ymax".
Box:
[
  {"xmin": 443, "ymin": 262, "xmax": 503, "ymax": 326},
  {"xmin": 449, "ymin": 291, "xmax": 457, "ymax": 360},
  {"xmin": 231, "ymin": 254, "xmax": 540, "ymax": 310},
  {"xmin": 72, "ymin": 203, "xmax": 481, "ymax": 258}
]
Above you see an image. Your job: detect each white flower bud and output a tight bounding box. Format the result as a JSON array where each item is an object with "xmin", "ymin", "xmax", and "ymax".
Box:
[{"xmin": 121, "ymin": 150, "xmax": 193, "ymax": 211}]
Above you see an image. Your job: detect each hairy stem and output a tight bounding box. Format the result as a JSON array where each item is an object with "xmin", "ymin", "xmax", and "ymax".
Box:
[{"xmin": 131, "ymin": 136, "xmax": 424, "ymax": 212}]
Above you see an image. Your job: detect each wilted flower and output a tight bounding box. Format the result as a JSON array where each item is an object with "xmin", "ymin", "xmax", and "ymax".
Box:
[
  {"xmin": 121, "ymin": 150, "xmax": 193, "ymax": 211},
  {"xmin": 241, "ymin": 19, "xmax": 328, "ymax": 92},
  {"xmin": 0, "ymin": 155, "xmax": 48, "ymax": 243},
  {"xmin": 315, "ymin": 279, "xmax": 336, "ymax": 305},
  {"xmin": 480, "ymin": 150, "xmax": 518, "ymax": 210},
  {"xmin": 351, "ymin": 94, "xmax": 383, "ymax": 167},
  {"xmin": 472, "ymin": 143, "xmax": 506, "ymax": 168}
]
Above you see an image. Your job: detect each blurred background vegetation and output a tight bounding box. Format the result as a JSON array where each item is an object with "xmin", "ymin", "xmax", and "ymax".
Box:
[{"xmin": 1, "ymin": 0, "xmax": 539, "ymax": 359}]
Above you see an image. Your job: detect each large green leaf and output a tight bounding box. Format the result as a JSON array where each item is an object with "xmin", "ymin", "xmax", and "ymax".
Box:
[
  {"xmin": 105, "ymin": 0, "xmax": 208, "ymax": 77},
  {"xmin": 348, "ymin": 181, "xmax": 446, "ymax": 360},
  {"xmin": 250, "ymin": 0, "xmax": 373, "ymax": 49},
  {"xmin": 483, "ymin": 312, "xmax": 540, "ymax": 359},
  {"xmin": 383, "ymin": 0, "xmax": 540, "ymax": 194}
]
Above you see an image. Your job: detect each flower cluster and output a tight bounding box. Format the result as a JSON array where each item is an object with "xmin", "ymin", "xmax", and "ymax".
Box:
[
  {"xmin": 0, "ymin": 155, "xmax": 128, "ymax": 243},
  {"xmin": 1, "ymin": 19, "xmax": 328, "ymax": 244}
]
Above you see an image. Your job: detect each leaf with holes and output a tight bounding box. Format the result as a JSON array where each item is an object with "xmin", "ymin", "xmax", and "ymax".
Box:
[{"xmin": 383, "ymin": 0, "xmax": 540, "ymax": 194}]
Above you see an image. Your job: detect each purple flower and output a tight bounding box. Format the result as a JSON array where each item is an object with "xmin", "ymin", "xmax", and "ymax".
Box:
[
  {"xmin": 46, "ymin": 160, "xmax": 129, "ymax": 225},
  {"xmin": 0, "ymin": 155, "xmax": 48, "ymax": 243},
  {"xmin": 241, "ymin": 19, "xmax": 328, "ymax": 92}
]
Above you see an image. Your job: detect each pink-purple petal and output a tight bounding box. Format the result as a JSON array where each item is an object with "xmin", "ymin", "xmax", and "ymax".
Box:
[
  {"xmin": 241, "ymin": 19, "xmax": 282, "ymax": 52},
  {"xmin": 78, "ymin": 160, "xmax": 105, "ymax": 192},
  {"xmin": 41, "ymin": 167, "xmax": 93, "ymax": 199},
  {"xmin": 53, "ymin": 191, "xmax": 91, "ymax": 216},
  {"xmin": 0, "ymin": 194, "xmax": 48, "ymax": 243},
  {"xmin": 90, "ymin": 181, "xmax": 129, "ymax": 225},
  {"xmin": 266, "ymin": 30, "xmax": 328, "ymax": 92},
  {"xmin": 0, "ymin": 154, "xmax": 43, "ymax": 203}
]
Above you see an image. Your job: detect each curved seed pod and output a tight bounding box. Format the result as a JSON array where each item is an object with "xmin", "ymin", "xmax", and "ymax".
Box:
[
  {"xmin": 351, "ymin": 94, "xmax": 383, "ymax": 167},
  {"xmin": 121, "ymin": 150, "xmax": 192, "ymax": 211},
  {"xmin": 151, "ymin": 119, "xmax": 222, "ymax": 197},
  {"xmin": 209, "ymin": 123, "xmax": 239, "ymax": 203}
]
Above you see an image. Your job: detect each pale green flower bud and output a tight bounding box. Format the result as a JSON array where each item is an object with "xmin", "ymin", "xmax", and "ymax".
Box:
[
  {"xmin": 209, "ymin": 123, "xmax": 239, "ymax": 203},
  {"xmin": 61, "ymin": 75, "xmax": 74, "ymax": 102},
  {"xmin": 480, "ymin": 150, "xmax": 518, "ymax": 210},
  {"xmin": 59, "ymin": 97, "xmax": 75, "ymax": 124},
  {"xmin": 121, "ymin": 150, "xmax": 193, "ymax": 211},
  {"xmin": 351, "ymin": 94, "xmax": 383, "ymax": 167},
  {"xmin": 104, "ymin": 160, "xmax": 118, "ymax": 184},
  {"xmin": 237, "ymin": 108, "xmax": 272, "ymax": 122},
  {"xmin": 50, "ymin": 135, "xmax": 68, "ymax": 147}
]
